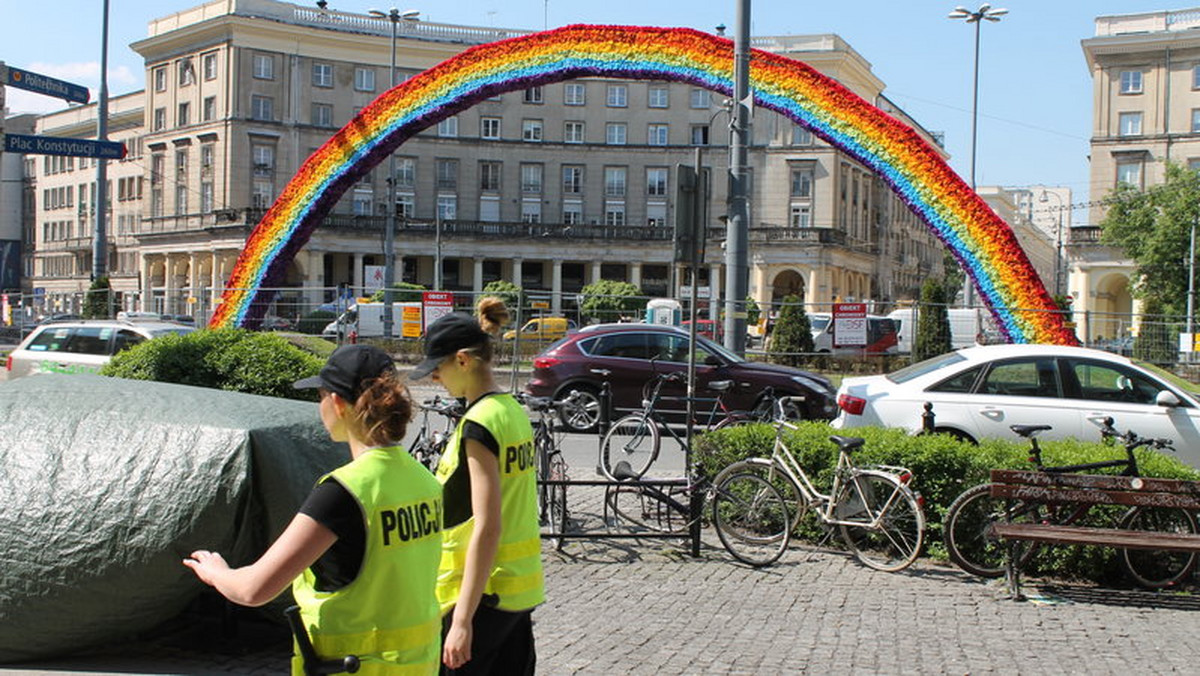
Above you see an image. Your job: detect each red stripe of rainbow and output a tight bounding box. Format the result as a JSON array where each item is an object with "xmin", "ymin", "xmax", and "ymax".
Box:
[{"xmin": 209, "ymin": 24, "xmax": 1075, "ymax": 345}]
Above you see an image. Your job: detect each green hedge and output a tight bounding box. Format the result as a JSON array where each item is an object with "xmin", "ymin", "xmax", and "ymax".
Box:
[
  {"xmin": 100, "ymin": 328, "xmax": 324, "ymax": 401},
  {"xmin": 695, "ymin": 422, "xmax": 1200, "ymax": 584}
]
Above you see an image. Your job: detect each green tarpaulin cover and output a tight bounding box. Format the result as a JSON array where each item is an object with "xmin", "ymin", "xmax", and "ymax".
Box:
[{"xmin": 0, "ymin": 375, "xmax": 345, "ymax": 663}]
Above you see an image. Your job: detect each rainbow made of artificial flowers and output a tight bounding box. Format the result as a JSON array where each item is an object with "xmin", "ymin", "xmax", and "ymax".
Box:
[{"xmin": 209, "ymin": 24, "xmax": 1076, "ymax": 346}]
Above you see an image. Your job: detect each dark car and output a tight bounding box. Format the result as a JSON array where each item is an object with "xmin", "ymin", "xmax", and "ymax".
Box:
[{"xmin": 525, "ymin": 323, "xmax": 838, "ymax": 431}]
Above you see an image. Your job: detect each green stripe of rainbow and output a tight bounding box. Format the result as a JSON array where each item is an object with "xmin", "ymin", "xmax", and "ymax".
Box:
[{"xmin": 209, "ymin": 24, "xmax": 1075, "ymax": 345}]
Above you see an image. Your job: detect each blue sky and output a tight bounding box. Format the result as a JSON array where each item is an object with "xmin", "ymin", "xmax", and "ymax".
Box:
[{"xmin": 0, "ymin": 1, "xmax": 1184, "ymax": 225}]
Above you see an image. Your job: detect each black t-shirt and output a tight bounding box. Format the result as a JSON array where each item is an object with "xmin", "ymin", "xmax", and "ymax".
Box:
[
  {"xmin": 441, "ymin": 402, "xmax": 501, "ymax": 530},
  {"xmin": 298, "ymin": 478, "xmax": 366, "ymax": 592}
]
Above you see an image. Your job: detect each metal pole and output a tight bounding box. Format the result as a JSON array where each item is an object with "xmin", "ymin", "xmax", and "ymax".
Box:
[
  {"xmin": 434, "ymin": 208, "xmax": 442, "ymax": 290},
  {"xmin": 723, "ymin": 0, "xmax": 751, "ymax": 356},
  {"xmin": 961, "ymin": 18, "xmax": 981, "ymax": 310},
  {"xmin": 686, "ymin": 147, "xmax": 702, "ymax": 557},
  {"xmin": 1188, "ymin": 218, "xmax": 1196, "ymax": 337},
  {"xmin": 93, "ymin": 0, "xmax": 111, "ymax": 291},
  {"xmin": 382, "ymin": 15, "xmax": 397, "ymax": 338}
]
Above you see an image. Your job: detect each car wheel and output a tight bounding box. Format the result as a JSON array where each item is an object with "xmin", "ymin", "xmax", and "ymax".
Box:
[{"xmin": 557, "ymin": 386, "xmax": 601, "ymax": 433}]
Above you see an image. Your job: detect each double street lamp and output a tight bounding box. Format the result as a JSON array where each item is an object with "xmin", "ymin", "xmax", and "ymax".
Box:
[{"xmin": 369, "ymin": 7, "xmax": 420, "ymax": 338}]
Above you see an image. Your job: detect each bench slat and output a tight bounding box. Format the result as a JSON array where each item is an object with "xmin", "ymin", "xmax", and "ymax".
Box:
[
  {"xmin": 990, "ymin": 523, "xmax": 1200, "ymax": 552},
  {"xmin": 990, "ymin": 469, "xmax": 1200, "ymax": 496},
  {"xmin": 989, "ymin": 483, "xmax": 1200, "ymax": 511}
]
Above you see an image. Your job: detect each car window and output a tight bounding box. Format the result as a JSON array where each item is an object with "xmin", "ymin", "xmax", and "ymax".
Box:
[
  {"xmin": 114, "ymin": 329, "xmax": 147, "ymax": 353},
  {"xmin": 887, "ymin": 352, "xmax": 967, "ymax": 384},
  {"xmin": 1067, "ymin": 359, "xmax": 1162, "ymax": 405},
  {"xmin": 648, "ymin": 333, "xmax": 684, "ymax": 362},
  {"xmin": 63, "ymin": 327, "xmax": 114, "ymax": 356},
  {"xmin": 25, "ymin": 327, "xmax": 75, "ymax": 352},
  {"xmin": 976, "ymin": 358, "xmax": 1059, "ymax": 398},
  {"xmin": 589, "ymin": 332, "xmax": 651, "ymax": 359},
  {"xmin": 927, "ymin": 365, "xmax": 984, "ymax": 393}
]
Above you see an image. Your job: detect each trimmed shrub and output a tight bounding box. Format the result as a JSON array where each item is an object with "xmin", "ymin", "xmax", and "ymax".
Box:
[
  {"xmin": 101, "ymin": 328, "xmax": 324, "ymax": 400},
  {"xmin": 914, "ymin": 279, "xmax": 951, "ymax": 361},
  {"xmin": 767, "ymin": 294, "xmax": 812, "ymax": 367},
  {"xmin": 369, "ymin": 281, "xmax": 427, "ymax": 304},
  {"xmin": 82, "ymin": 277, "xmax": 113, "ymax": 319},
  {"xmin": 694, "ymin": 422, "xmax": 1200, "ymax": 582}
]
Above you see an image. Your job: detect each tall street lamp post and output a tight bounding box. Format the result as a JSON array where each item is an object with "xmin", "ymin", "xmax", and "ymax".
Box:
[
  {"xmin": 949, "ymin": 3, "xmax": 1007, "ymax": 307},
  {"xmin": 369, "ymin": 7, "xmax": 420, "ymax": 338},
  {"xmin": 1040, "ymin": 190, "xmax": 1065, "ymax": 298}
]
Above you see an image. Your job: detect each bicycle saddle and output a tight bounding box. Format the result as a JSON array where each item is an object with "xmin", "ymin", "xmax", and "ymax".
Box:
[
  {"xmin": 611, "ymin": 460, "xmax": 640, "ymax": 481},
  {"xmin": 1009, "ymin": 424, "xmax": 1052, "ymax": 438},
  {"xmin": 708, "ymin": 380, "xmax": 733, "ymax": 392},
  {"xmin": 829, "ymin": 436, "xmax": 865, "ymax": 453}
]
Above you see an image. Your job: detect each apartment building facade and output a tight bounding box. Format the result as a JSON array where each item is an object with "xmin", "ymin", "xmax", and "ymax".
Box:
[{"xmin": 28, "ymin": 0, "xmax": 950, "ymax": 320}]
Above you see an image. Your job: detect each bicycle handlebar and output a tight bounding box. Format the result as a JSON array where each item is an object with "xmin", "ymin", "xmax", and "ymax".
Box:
[{"xmin": 419, "ymin": 396, "xmax": 463, "ymax": 417}]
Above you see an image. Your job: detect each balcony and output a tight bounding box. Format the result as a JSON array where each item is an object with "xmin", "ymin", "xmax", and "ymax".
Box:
[{"xmin": 1068, "ymin": 226, "xmax": 1104, "ymax": 245}]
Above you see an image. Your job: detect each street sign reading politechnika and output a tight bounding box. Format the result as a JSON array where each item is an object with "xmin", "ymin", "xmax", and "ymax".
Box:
[
  {"xmin": 3, "ymin": 65, "xmax": 89, "ymax": 104},
  {"xmin": 3, "ymin": 133, "xmax": 126, "ymax": 160}
]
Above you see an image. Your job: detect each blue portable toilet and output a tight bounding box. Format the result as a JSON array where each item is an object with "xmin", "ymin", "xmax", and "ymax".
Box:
[{"xmin": 645, "ymin": 298, "xmax": 682, "ymax": 326}]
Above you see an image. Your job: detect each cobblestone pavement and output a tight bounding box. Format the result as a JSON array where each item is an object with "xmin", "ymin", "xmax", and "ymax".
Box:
[{"xmin": 6, "ymin": 484, "xmax": 1198, "ymax": 675}]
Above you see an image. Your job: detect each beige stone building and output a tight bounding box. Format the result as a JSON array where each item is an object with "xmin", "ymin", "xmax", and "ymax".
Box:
[
  {"xmin": 1079, "ymin": 7, "xmax": 1200, "ymax": 340},
  {"xmin": 25, "ymin": 0, "xmax": 951, "ymax": 321}
]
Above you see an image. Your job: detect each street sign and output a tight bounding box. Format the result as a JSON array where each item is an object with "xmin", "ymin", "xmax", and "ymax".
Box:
[
  {"xmin": 832, "ymin": 302, "xmax": 868, "ymax": 347},
  {"xmin": 4, "ymin": 65, "xmax": 89, "ymax": 104},
  {"xmin": 422, "ymin": 291, "xmax": 454, "ymax": 332},
  {"xmin": 3, "ymin": 133, "xmax": 126, "ymax": 160}
]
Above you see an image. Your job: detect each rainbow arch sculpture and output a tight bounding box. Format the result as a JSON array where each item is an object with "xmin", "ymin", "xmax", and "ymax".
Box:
[{"xmin": 209, "ymin": 24, "xmax": 1076, "ymax": 345}]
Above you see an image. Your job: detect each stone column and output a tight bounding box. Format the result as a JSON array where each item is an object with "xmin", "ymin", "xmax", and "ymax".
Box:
[
  {"xmin": 709, "ymin": 263, "xmax": 721, "ymax": 321},
  {"xmin": 590, "ymin": 260, "xmax": 602, "ymax": 284},
  {"xmin": 551, "ymin": 259, "xmax": 563, "ymax": 315},
  {"xmin": 353, "ymin": 253, "xmax": 365, "ymax": 296},
  {"xmin": 630, "ymin": 262, "xmax": 642, "ymax": 288},
  {"xmin": 512, "ymin": 258, "xmax": 523, "ymax": 286},
  {"xmin": 473, "ymin": 258, "xmax": 485, "ymax": 294},
  {"xmin": 139, "ymin": 253, "xmax": 154, "ymax": 313}
]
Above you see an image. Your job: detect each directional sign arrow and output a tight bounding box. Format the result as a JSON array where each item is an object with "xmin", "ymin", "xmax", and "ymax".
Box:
[{"xmin": 3, "ymin": 133, "xmax": 125, "ymax": 160}]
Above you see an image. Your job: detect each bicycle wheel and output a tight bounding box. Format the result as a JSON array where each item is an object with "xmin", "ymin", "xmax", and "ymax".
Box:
[
  {"xmin": 605, "ymin": 484, "xmax": 690, "ymax": 534},
  {"xmin": 1118, "ymin": 506, "xmax": 1199, "ymax": 589},
  {"xmin": 836, "ymin": 471, "xmax": 925, "ymax": 572},
  {"xmin": 546, "ymin": 476, "xmax": 568, "ymax": 551},
  {"xmin": 712, "ymin": 458, "xmax": 807, "ymax": 533},
  {"xmin": 600, "ymin": 414, "xmax": 661, "ymax": 480},
  {"xmin": 534, "ymin": 425, "xmax": 555, "ymax": 523},
  {"xmin": 712, "ymin": 471, "xmax": 791, "ymax": 567},
  {"xmin": 943, "ymin": 483, "xmax": 1043, "ymax": 578}
]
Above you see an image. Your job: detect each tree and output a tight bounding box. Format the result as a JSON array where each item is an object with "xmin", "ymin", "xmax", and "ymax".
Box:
[
  {"xmin": 914, "ymin": 278, "xmax": 951, "ymax": 361},
  {"xmin": 745, "ymin": 296, "xmax": 761, "ymax": 327},
  {"xmin": 368, "ymin": 281, "xmax": 426, "ymax": 304},
  {"xmin": 82, "ymin": 277, "xmax": 113, "ymax": 319},
  {"xmin": 767, "ymin": 294, "xmax": 813, "ymax": 367},
  {"xmin": 482, "ymin": 280, "xmax": 522, "ymax": 312},
  {"xmin": 1101, "ymin": 161, "xmax": 1200, "ymax": 317},
  {"xmin": 1133, "ymin": 296, "xmax": 1176, "ymax": 364},
  {"xmin": 579, "ymin": 279, "xmax": 645, "ymax": 323}
]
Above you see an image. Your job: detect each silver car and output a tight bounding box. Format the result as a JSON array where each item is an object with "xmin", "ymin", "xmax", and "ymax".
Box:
[{"xmin": 5, "ymin": 320, "xmax": 195, "ymax": 379}]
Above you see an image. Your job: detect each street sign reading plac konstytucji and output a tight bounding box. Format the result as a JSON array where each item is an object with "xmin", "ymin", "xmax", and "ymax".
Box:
[
  {"xmin": 4, "ymin": 66, "xmax": 89, "ymax": 104},
  {"xmin": 4, "ymin": 133, "xmax": 126, "ymax": 160}
]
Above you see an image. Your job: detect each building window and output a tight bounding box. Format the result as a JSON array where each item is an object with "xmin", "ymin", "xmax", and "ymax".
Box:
[
  {"xmin": 521, "ymin": 200, "xmax": 542, "ymax": 223},
  {"xmin": 606, "ymin": 122, "xmax": 627, "ymax": 145},
  {"xmin": 604, "ymin": 203, "xmax": 626, "ymax": 226},
  {"xmin": 646, "ymin": 167, "xmax": 668, "ymax": 196},
  {"xmin": 1119, "ymin": 70, "xmax": 1143, "ymax": 94},
  {"xmin": 564, "ymin": 82, "xmax": 585, "ymax": 105},
  {"xmin": 521, "ymin": 164, "xmax": 543, "ymax": 193},
  {"xmin": 175, "ymin": 184, "xmax": 188, "ymax": 216},
  {"xmin": 690, "ymin": 88, "xmax": 711, "ymax": 109},
  {"xmin": 690, "ymin": 124, "xmax": 710, "ymax": 145},
  {"xmin": 153, "ymin": 107, "xmax": 166, "ymax": 131},
  {"xmin": 790, "ymin": 167, "xmax": 813, "ymax": 197},
  {"xmin": 395, "ymin": 193, "xmax": 415, "ymax": 219},
  {"xmin": 153, "ymin": 67, "xmax": 167, "ymax": 92},
  {"xmin": 647, "ymin": 203, "xmax": 667, "ymax": 227},
  {"xmin": 203, "ymin": 96, "xmax": 216, "ymax": 122},
  {"xmin": 562, "ymin": 201, "xmax": 583, "ymax": 225},
  {"xmin": 253, "ymin": 53, "xmax": 274, "ymax": 80},
  {"xmin": 251, "ymin": 95, "xmax": 274, "ymax": 121},
  {"xmin": 355, "ymin": 67, "xmax": 375, "ymax": 92},
  {"xmin": 353, "ymin": 190, "xmax": 373, "ymax": 216},
  {"xmin": 564, "ymin": 121, "xmax": 585, "ymax": 143},
  {"xmin": 607, "ymin": 84, "xmax": 628, "ymax": 107},
  {"xmin": 792, "ymin": 125, "xmax": 812, "ymax": 145},
  {"xmin": 523, "ymin": 86, "xmax": 543, "ymax": 104},
  {"xmin": 395, "ymin": 157, "xmax": 415, "ymax": 189},
  {"xmin": 203, "ymin": 52, "xmax": 218, "ymax": 80},
  {"xmin": 312, "ymin": 62, "xmax": 333, "ymax": 87},
  {"xmin": 648, "ymin": 86, "xmax": 669, "ymax": 108},
  {"xmin": 1191, "ymin": 158, "xmax": 1200, "ymax": 173},
  {"xmin": 178, "ymin": 58, "xmax": 195, "ymax": 86},
  {"xmin": 438, "ymin": 116, "xmax": 458, "ymax": 137},
  {"xmin": 647, "ymin": 124, "xmax": 669, "ymax": 146},
  {"xmin": 436, "ymin": 159, "xmax": 458, "ymax": 190},
  {"xmin": 790, "ymin": 204, "xmax": 812, "ymax": 227},
  {"xmin": 177, "ymin": 102, "xmax": 190, "ymax": 127},
  {"xmin": 251, "ymin": 181, "xmax": 271, "ymax": 209},
  {"xmin": 200, "ymin": 144, "xmax": 214, "ymax": 174},
  {"xmin": 312, "ymin": 103, "xmax": 334, "ymax": 127},
  {"xmin": 480, "ymin": 161, "xmax": 502, "ymax": 191},
  {"xmin": 604, "ymin": 166, "xmax": 627, "ymax": 197},
  {"xmin": 437, "ymin": 194, "xmax": 457, "ymax": 220},
  {"xmin": 1192, "ymin": 109, "xmax": 1200, "ymax": 134},
  {"xmin": 1118, "ymin": 111, "xmax": 1143, "ymax": 137},
  {"xmin": 562, "ymin": 165, "xmax": 583, "ymax": 194},
  {"xmin": 522, "ymin": 119, "xmax": 544, "ymax": 142},
  {"xmin": 481, "ymin": 117, "xmax": 501, "ymax": 139},
  {"xmin": 252, "ymin": 145, "xmax": 275, "ymax": 177},
  {"xmin": 201, "ymin": 182, "xmax": 214, "ymax": 214},
  {"xmin": 1116, "ymin": 159, "xmax": 1143, "ymax": 188}
]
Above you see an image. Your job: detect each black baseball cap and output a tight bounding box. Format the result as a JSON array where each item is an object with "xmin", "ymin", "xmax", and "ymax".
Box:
[
  {"xmin": 294, "ymin": 344, "xmax": 397, "ymax": 402},
  {"xmin": 409, "ymin": 313, "xmax": 490, "ymax": 380}
]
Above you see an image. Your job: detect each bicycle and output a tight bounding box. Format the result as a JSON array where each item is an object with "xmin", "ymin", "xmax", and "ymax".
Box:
[
  {"xmin": 408, "ymin": 395, "xmax": 463, "ymax": 472},
  {"xmin": 515, "ymin": 391, "xmax": 576, "ymax": 550},
  {"xmin": 711, "ymin": 397, "xmax": 926, "ymax": 570},
  {"xmin": 598, "ymin": 368, "xmax": 756, "ymax": 481},
  {"xmin": 942, "ymin": 418, "xmax": 1198, "ymax": 589}
]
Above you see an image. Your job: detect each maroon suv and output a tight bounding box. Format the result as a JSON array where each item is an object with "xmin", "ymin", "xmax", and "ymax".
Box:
[{"xmin": 525, "ymin": 323, "xmax": 838, "ymax": 431}]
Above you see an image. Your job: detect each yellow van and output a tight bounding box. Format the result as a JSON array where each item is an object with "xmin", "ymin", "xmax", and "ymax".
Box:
[{"xmin": 503, "ymin": 316, "xmax": 577, "ymax": 342}]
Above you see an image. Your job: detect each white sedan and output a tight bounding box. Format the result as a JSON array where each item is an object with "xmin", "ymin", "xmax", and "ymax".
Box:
[{"xmin": 833, "ymin": 344, "xmax": 1200, "ymax": 470}]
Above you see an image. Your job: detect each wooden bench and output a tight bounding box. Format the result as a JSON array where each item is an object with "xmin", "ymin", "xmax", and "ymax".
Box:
[{"xmin": 986, "ymin": 469, "xmax": 1200, "ymax": 599}]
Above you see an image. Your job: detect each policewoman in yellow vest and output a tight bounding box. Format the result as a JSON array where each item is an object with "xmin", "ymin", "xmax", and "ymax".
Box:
[
  {"xmin": 410, "ymin": 298, "xmax": 544, "ymax": 675},
  {"xmin": 185, "ymin": 345, "xmax": 443, "ymax": 675}
]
